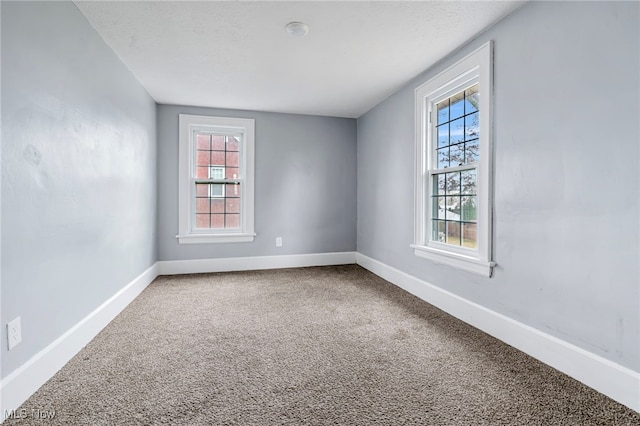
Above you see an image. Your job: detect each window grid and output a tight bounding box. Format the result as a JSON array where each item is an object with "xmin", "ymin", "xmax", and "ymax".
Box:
[
  {"xmin": 431, "ymin": 170, "xmax": 477, "ymax": 248},
  {"xmin": 435, "ymin": 84, "xmax": 479, "ymax": 169},
  {"xmin": 194, "ymin": 134, "xmax": 241, "ymax": 230},
  {"xmin": 431, "ymin": 85, "xmax": 479, "ymax": 249}
]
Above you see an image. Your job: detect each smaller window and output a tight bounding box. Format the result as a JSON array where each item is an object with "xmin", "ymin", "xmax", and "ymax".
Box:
[{"xmin": 177, "ymin": 115, "xmax": 255, "ymax": 244}]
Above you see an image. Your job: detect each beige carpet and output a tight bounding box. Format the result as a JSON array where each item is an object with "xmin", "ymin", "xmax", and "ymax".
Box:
[{"xmin": 6, "ymin": 265, "xmax": 639, "ymax": 425}]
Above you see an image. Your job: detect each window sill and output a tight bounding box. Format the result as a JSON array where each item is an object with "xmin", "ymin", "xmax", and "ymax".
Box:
[
  {"xmin": 411, "ymin": 244, "xmax": 495, "ymax": 277},
  {"xmin": 177, "ymin": 233, "xmax": 256, "ymax": 244}
]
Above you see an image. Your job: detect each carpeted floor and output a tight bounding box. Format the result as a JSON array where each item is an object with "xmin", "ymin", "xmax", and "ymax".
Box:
[{"xmin": 6, "ymin": 265, "xmax": 640, "ymax": 425}]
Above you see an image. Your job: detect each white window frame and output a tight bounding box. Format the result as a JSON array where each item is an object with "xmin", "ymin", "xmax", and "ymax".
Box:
[
  {"xmin": 177, "ymin": 114, "xmax": 255, "ymax": 244},
  {"xmin": 412, "ymin": 41, "xmax": 495, "ymax": 277}
]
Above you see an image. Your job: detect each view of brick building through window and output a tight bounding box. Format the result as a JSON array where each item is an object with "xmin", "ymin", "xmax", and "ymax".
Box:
[{"xmin": 194, "ymin": 133, "xmax": 241, "ymax": 229}]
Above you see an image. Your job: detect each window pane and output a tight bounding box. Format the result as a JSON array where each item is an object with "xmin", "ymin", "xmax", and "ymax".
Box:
[
  {"xmin": 195, "ymin": 214, "xmax": 210, "ymax": 229},
  {"xmin": 450, "ymin": 144, "xmax": 464, "ymax": 167},
  {"xmin": 461, "ymin": 170, "xmax": 477, "ymax": 195},
  {"xmin": 450, "ymin": 117, "xmax": 464, "ymax": 144},
  {"xmin": 226, "ymin": 136, "xmax": 240, "ymax": 151},
  {"xmin": 209, "ymin": 184, "xmax": 224, "ymax": 198},
  {"xmin": 445, "ymin": 196, "xmax": 460, "ymax": 219},
  {"xmin": 466, "ymin": 84, "xmax": 479, "ymax": 114},
  {"xmin": 433, "ymin": 220, "xmax": 446, "ymax": 242},
  {"xmin": 446, "ymin": 221, "xmax": 461, "ymax": 245},
  {"xmin": 437, "ymin": 147, "xmax": 450, "ymax": 168},
  {"xmin": 211, "ymin": 214, "xmax": 225, "ymax": 229},
  {"xmin": 433, "ymin": 173, "xmax": 446, "ymax": 196},
  {"xmin": 211, "ymin": 199, "xmax": 224, "ymax": 213},
  {"xmin": 465, "ymin": 112, "xmax": 479, "ymax": 141},
  {"xmin": 461, "ymin": 196, "xmax": 477, "ymax": 221},
  {"xmin": 437, "ymin": 123, "xmax": 449, "ymax": 147},
  {"xmin": 195, "ymin": 212, "xmax": 241, "ymax": 230},
  {"xmin": 462, "ymin": 223, "xmax": 477, "ymax": 249},
  {"xmin": 196, "ymin": 150, "xmax": 210, "ymax": 166},
  {"xmin": 446, "ymin": 172, "xmax": 460, "ymax": 194},
  {"xmin": 196, "ymin": 134, "xmax": 210, "ymax": 150},
  {"xmin": 196, "ymin": 198, "xmax": 210, "ymax": 214},
  {"xmin": 465, "ymin": 139, "xmax": 479, "ymax": 163},
  {"xmin": 212, "ymin": 135, "xmax": 225, "ymax": 150},
  {"xmin": 449, "ymin": 92, "xmax": 465, "ymax": 120},
  {"xmin": 209, "ymin": 167, "xmax": 225, "ymax": 179},
  {"xmin": 225, "ymin": 214, "xmax": 240, "ymax": 228},
  {"xmin": 212, "ymin": 151, "xmax": 225, "ymax": 166},
  {"xmin": 226, "ymin": 152, "xmax": 239, "ymax": 167},
  {"xmin": 432, "ymin": 196, "xmax": 445, "ymax": 219},
  {"xmin": 226, "ymin": 198, "xmax": 240, "ymax": 214},
  {"xmin": 195, "ymin": 183, "xmax": 209, "ymax": 197},
  {"xmin": 226, "ymin": 167, "xmax": 239, "ymax": 179},
  {"xmin": 226, "ymin": 183, "xmax": 240, "ymax": 198},
  {"xmin": 437, "ymin": 100, "xmax": 449, "ymax": 125},
  {"xmin": 196, "ymin": 166, "xmax": 209, "ymax": 179}
]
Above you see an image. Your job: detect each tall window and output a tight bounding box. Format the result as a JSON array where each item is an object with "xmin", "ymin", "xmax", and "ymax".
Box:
[
  {"xmin": 178, "ymin": 114, "xmax": 255, "ymax": 244},
  {"xmin": 413, "ymin": 41, "xmax": 494, "ymax": 277}
]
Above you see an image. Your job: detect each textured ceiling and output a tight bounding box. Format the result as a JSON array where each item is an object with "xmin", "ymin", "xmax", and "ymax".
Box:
[{"xmin": 74, "ymin": 1, "xmax": 525, "ymax": 118}]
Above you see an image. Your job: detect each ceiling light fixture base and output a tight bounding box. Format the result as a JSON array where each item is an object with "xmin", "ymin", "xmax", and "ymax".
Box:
[{"xmin": 285, "ymin": 22, "xmax": 309, "ymax": 37}]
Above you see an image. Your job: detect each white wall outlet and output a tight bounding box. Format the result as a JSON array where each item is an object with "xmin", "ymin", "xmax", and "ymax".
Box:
[
  {"xmin": 275, "ymin": 237, "xmax": 283, "ymax": 247},
  {"xmin": 7, "ymin": 317, "xmax": 22, "ymax": 350}
]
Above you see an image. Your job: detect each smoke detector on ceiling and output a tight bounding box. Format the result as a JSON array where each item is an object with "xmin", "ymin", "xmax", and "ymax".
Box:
[{"xmin": 285, "ymin": 22, "xmax": 309, "ymax": 37}]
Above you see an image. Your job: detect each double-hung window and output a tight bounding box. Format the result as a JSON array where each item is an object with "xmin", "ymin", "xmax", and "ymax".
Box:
[
  {"xmin": 177, "ymin": 114, "xmax": 255, "ymax": 244},
  {"xmin": 413, "ymin": 41, "xmax": 494, "ymax": 277}
]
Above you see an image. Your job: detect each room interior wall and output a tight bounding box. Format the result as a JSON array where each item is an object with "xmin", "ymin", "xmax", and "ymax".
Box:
[
  {"xmin": 357, "ymin": 0, "xmax": 639, "ymax": 373},
  {"xmin": 1, "ymin": 1, "xmax": 157, "ymax": 379},
  {"xmin": 1, "ymin": 0, "xmax": 638, "ymax": 418},
  {"xmin": 156, "ymin": 104, "xmax": 357, "ymax": 262}
]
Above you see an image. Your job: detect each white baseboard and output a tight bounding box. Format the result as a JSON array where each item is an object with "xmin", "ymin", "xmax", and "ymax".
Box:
[
  {"xmin": 4, "ymin": 252, "xmax": 635, "ymax": 421},
  {"xmin": 157, "ymin": 251, "xmax": 357, "ymax": 275},
  {"xmin": 0, "ymin": 263, "xmax": 159, "ymax": 422},
  {"xmin": 355, "ymin": 253, "xmax": 640, "ymax": 413}
]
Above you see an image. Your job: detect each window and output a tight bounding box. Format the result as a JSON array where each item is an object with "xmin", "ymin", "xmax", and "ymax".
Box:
[
  {"xmin": 178, "ymin": 114, "xmax": 255, "ymax": 244},
  {"xmin": 413, "ymin": 41, "xmax": 495, "ymax": 277}
]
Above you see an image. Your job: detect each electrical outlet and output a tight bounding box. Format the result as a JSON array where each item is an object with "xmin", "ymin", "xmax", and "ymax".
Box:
[
  {"xmin": 275, "ymin": 237, "xmax": 283, "ymax": 247},
  {"xmin": 7, "ymin": 317, "xmax": 22, "ymax": 350}
]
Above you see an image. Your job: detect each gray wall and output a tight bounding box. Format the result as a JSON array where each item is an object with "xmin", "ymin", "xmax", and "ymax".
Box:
[
  {"xmin": 357, "ymin": 0, "xmax": 639, "ymax": 371},
  {"xmin": 1, "ymin": 1, "xmax": 157, "ymax": 377},
  {"xmin": 157, "ymin": 105, "xmax": 356, "ymax": 261}
]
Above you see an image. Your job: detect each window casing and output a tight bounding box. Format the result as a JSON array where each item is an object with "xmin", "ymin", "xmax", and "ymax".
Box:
[
  {"xmin": 178, "ymin": 114, "xmax": 255, "ymax": 244},
  {"xmin": 413, "ymin": 41, "xmax": 495, "ymax": 277}
]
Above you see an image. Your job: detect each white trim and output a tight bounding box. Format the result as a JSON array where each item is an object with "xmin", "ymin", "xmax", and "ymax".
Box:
[
  {"xmin": 158, "ymin": 252, "xmax": 357, "ymax": 275},
  {"xmin": 411, "ymin": 244, "xmax": 494, "ymax": 277},
  {"xmin": 4, "ymin": 253, "xmax": 636, "ymax": 419},
  {"xmin": 0, "ymin": 263, "xmax": 159, "ymax": 422},
  {"xmin": 355, "ymin": 253, "xmax": 640, "ymax": 413},
  {"xmin": 176, "ymin": 233, "xmax": 256, "ymax": 244}
]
